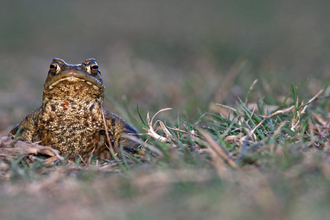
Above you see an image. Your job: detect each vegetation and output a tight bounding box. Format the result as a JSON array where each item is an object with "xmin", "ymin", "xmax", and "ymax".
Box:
[{"xmin": 1, "ymin": 82, "xmax": 330, "ymax": 219}]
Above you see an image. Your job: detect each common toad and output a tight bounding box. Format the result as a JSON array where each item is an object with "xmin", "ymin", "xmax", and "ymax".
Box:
[{"xmin": 9, "ymin": 58, "xmax": 138, "ymax": 160}]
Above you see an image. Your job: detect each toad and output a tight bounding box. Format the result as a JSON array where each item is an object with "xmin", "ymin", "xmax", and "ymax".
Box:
[{"xmin": 9, "ymin": 58, "xmax": 139, "ymax": 161}]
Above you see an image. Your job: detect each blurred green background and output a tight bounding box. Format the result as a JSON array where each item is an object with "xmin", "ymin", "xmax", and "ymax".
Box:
[{"xmin": 1, "ymin": 0, "xmax": 330, "ymax": 135}]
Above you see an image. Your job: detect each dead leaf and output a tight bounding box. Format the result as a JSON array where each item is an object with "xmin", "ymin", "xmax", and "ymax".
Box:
[{"xmin": 0, "ymin": 136, "xmax": 63, "ymax": 164}]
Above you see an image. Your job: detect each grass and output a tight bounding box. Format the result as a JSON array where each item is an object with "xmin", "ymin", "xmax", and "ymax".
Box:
[{"xmin": 1, "ymin": 83, "xmax": 330, "ymax": 220}]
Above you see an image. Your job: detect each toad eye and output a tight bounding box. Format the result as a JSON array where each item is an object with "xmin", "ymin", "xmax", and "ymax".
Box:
[
  {"xmin": 49, "ymin": 63, "xmax": 60, "ymax": 75},
  {"xmin": 85, "ymin": 61, "xmax": 99, "ymax": 75},
  {"xmin": 90, "ymin": 63, "xmax": 98, "ymax": 74}
]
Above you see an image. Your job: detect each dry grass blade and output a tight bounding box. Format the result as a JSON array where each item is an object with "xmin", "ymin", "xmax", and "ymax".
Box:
[
  {"xmin": 144, "ymin": 126, "xmax": 169, "ymax": 142},
  {"xmin": 249, "ymin": 106, "xmax": 293, "ymax": 135},
  {"xmin": 0, "ymin": 136, "xmax": 63, "ymax": 163},
  {"xmin": 100, "ymin": 107, "xmax": 115, "ymax": 153},
  {"xmin": 315, "ymin": 124, "xmax": 330, "ymax": 139},
  {"xmin": 261, "ymin": 105, "xmax": 295, "ymax": 119},
  {"xmin": 300, "ymin": 90, "xmax": 323, "ymax": 114},
  {"xmin": 312, "ymin": 112, "xmax": 327, "ymax": 126},
  {"xmin": 215, "ymin": 103, "xmax": 238, "ymax": 113},
  {"xmin": 150, "ymin": 108, "xmax": 172, "ymax": 125},
  {"xmin": 144, "ymin": 108, "xmax": 173, "ymax": 142},
  {"xmin": 247, "ymin": 105, "xmax": 295, "ymax": 136},
  {"xmin": 198, "ymin": 128, "xmax": 237, "ymax": 168},
  {"xmin": 223, "ymin": 133, "xmax": 243, "ymax": 143},
  {"xmin": 157, "ymin": 120, "xmax": 174, "ymax": 141}
]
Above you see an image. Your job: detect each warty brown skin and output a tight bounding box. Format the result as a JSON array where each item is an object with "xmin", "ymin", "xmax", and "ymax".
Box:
[{"xmin": 9, "ymin": 58, "xmax": 138, "ymax": 160}]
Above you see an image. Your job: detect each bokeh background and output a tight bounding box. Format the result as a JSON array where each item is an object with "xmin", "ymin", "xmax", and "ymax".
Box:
[{"xmin": 1, "ymin": 0, "xmax": 330, "ymax": 135}]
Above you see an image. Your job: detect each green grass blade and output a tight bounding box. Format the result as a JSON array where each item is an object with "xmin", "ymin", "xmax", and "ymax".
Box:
[
  {"xmin": 12, "ymin": 127, "xmax": 23, "ymax": 148},
  {"xmin": 136, "ymin": 104, "xmax": 148, "ymax": 127},
  {"xmin": 120, "ymin": 142, "xmax": 129, "ymax": 170},
  {"xmin": 124, "ymin": 152, "xmax": 143, "ymax": 164}
]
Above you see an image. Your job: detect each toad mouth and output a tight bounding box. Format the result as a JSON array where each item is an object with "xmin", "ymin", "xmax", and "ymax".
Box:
[{"xmin": 48, "ymin": 76, "xmax": 101, "ymax": 91}]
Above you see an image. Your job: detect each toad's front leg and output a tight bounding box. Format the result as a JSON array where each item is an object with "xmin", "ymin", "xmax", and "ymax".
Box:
[{"xmin": 9, "ymin": 107, "xmax": 43, "ymax": 142}]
